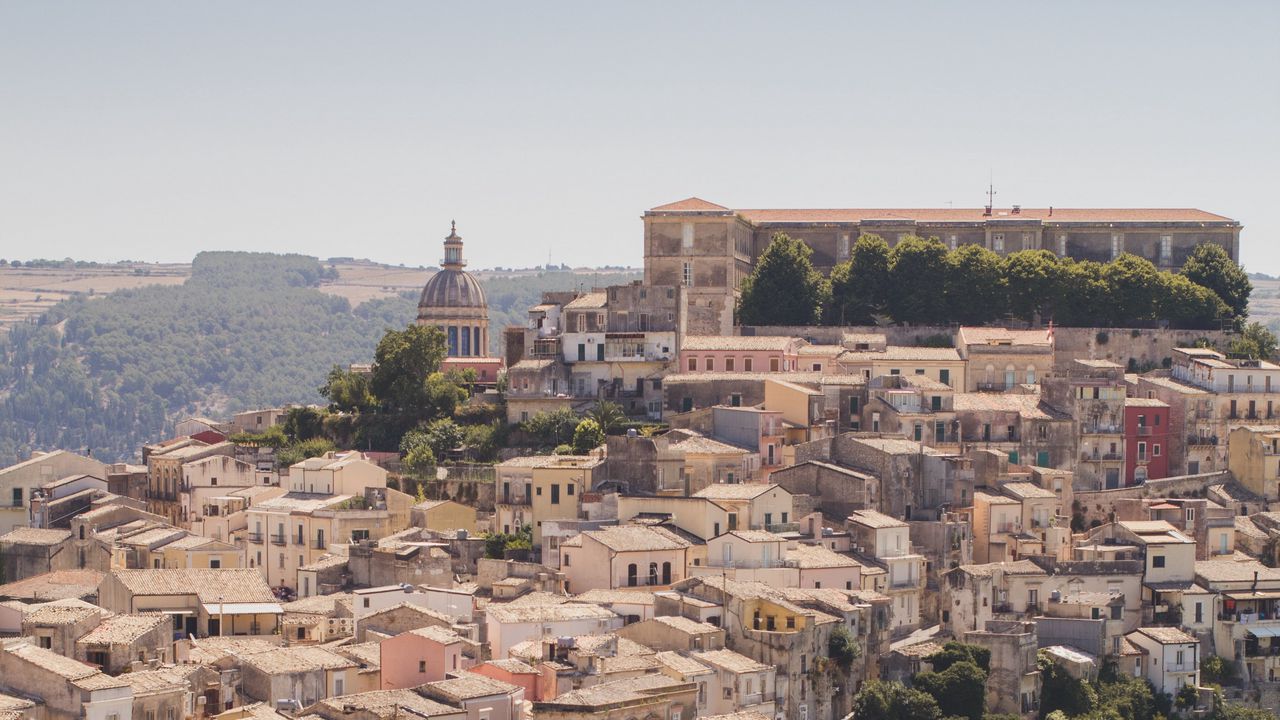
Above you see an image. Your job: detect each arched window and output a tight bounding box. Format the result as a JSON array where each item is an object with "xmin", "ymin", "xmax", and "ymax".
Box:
[
  {"xmin": 985, "ymin": 364, "xmax": 995, "ymax": 386},
  {"xmin": 1026, "ymin": 365, "xmax": 1037, "ymax": 384},
  {"xmin": 627, "ymin": 563, "xmax": 638, "ymax": 587},
  {"xmin": 460, "ymin": 326, "xmax": 471, "ymax": 356},
  {"xmin": 474, "ymin": 327, "xmax": 482, "ymax": 356},
  {"xmin": 648, "ymin": 563, "xmax": 659, "ymax": 586},
  {"xmin": 1004, "ymin": 364, "xmax": 1017, "ymax": 388},
  {"xmin": 662, "ymin": 561, "xmax": 672, "ymax": 585},
  {"xmin": 447, "ymin": 326, "xmax": 459, "ymax": 356}
]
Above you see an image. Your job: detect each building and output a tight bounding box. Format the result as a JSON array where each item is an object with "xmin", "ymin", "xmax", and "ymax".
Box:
[
  {"xmin": 1042, "ymin": 360, "xmax": 1128, "ymax": 489},
  {"xmin": 955, "ymin": 327, "xmax": 1054, "ymax": 391},
  {"xmin": 416, "ymin": 222, "xmax": 502, "ymax": 382},
  {"xmin": 96, "ymin": 568, "xmax": 283, "ymax": 638},
  {"xmin": 0, "ymin": 640, "xmax": 131, "ymax": 720},
  {"xmin": 1228, "ymin": 425, "xmax": 1280, "ymax": 501},
  {"xmin": 0, "ymin": 451, "xmax": 107, "ymax": 535},
  {"xmin": 1124, "ymin": 627, "xmax": 1200, "ymax": 696},
  {"xmin": 846, "ymin": 509, "xmax": 925, "ymax": 635},
  {"xmin": 1124, "ymin": 398, "xmax": 1172, "ymax": 485},
  {"xmin": 559, "ymin": 525, "xmax": 690, "ymax": 593},
  {"xmin": 484, "ymin": 602, "xmax": 621, "ymax": 660},
  {"xmin": 528, "ymin": 455, "xmax": 603, "ymax": 547},
  {"xmin": 379, "ymin": 626, "xmax": 469, "ymax": 689}
]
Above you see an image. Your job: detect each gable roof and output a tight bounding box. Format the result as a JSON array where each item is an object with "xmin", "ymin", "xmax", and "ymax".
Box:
[
  {"xmin": 108, "ymin": 568, "xmax": 277, "ymax": 604},
  {"xmin": 649, "ymin": 197, "xmax": 731, "ymax": 212}
]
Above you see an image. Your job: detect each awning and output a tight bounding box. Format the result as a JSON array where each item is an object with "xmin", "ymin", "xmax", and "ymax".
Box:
[
  {"xmin": 1225, "ymin": 590, "xmax": 1280, "ymax": 601},
  {"xmin": 202, "ymin": 602, "xmax": 283, "ymax": 615},
  {"xmin": 1247, "ymin": 626, "xmax": 1280, "ymax": 638}
]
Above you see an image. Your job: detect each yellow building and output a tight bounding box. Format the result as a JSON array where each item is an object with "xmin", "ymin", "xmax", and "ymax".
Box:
[
  {"xmin": 410, "ymin": 500, "xmax": 478, "ymax": 534},
  {"xmin": 159, "ymin": 534, "xmax": 243, "ymax": 569},
  {"xmin": 530, "ymin": 455, "xmax": 603, "ymax": 546},
  {"xmin": 1227, "ymin": 425, "xmax": 1280, "ymax": 500}
]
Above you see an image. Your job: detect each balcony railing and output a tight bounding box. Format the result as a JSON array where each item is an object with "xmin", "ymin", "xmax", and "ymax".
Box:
[
  {"xmin": 247, "ymin": 532, "xmax": 263, "ymax": 544},
  {"xmin": 1187, "ymin": 434, "xmax": 1219, "ymax": 446},
  {"xmin": 1082, "ymin": 425, "xmax": 1122, "ymax": 435},
  {"xmin": 1136, "ymin": 426, "xmax": 1153, "ymax": 436},
  {"xmin": 270, "ymin": 534, "xmax": 286, "ymax": 546}
]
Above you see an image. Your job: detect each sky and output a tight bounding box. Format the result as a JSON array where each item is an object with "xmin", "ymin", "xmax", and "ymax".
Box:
[{"xmin": 1, "ymin": 2, "xmax": 1278, "ymax": 273}]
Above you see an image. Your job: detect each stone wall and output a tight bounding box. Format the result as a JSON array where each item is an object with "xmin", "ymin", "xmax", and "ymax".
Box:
[{"xmin": 1073, "ymin": 471, "xmax": 1230, "ymax": 526}]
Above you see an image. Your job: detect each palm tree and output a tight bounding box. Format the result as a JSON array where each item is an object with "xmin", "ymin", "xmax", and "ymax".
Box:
[{"xmin": 588, "ymin": 400, "xmax": 626, "ymax": 434}]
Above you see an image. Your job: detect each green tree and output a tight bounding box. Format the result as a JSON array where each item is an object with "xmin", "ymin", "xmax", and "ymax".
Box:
[
  {"xmin": 1159, "ymin": 273, "xmax": 1228, "ymax": 329},
  {"xmin": 1003, "ymin": 250, "xmax": 1063, "ymax": 323},
  {"xmin": 1054, "ymin": 260, "xmax": 1111, "ymax": 327},
  {"xmin": 1092, "ymin": 673, "xmax": 1161, "ymax": 720},
  {"xmin": 887, "ymin": 236, "xmax": 949, "ymax": 325},
  {"xmin": 275, "ymin": 437, "xmax": 335, "ymax": 468},
  {"xmin": 1103, "ymin": 254, "xmax": 1162, "ymax": 325},
  {"xmin": 464, "ymin": 423, "xmax": 499, "ymax": 462},
  {"xmin": 521, "ymin": 408, "xmax": 580, "ymax": 447},
  {"xmin": 828, "ymin": 625, "xmax": 861, "ymax": 670},
  {"xmin": 370, "ymin": 324, "xmax": 448, "ymax": 416},
  {"xmin": 926, "ymin": 642, "xmax": 991, "ymax": 672},
  {"xmin": 283, "ymin": 406, "xmax": 326, "ymax": 442},
  {"xmin": 915, "ymin": 660, "xmax": 987, "ymax": 720},
  {"xmin": 1037, "ymin": 654, "xmax": 1097, "ymax": 718},
  {"xmin": 425, "ymin": 371, "xmax": 469, "ymax": 419},
  {"xmin": 1228, "ymin": 322, "xmax": 1279, "ymax": 360},
  {"xmin": 587, "ymin": 401, "xmax": 626, "ymax": 435},
  {"xmin": 402, "ymin": 444, "xmax": 436, "ymax": 476},
  {"xmin": 421, "ymin": 417, "xmax": 465, "ymax": 459},
  {"xmin": 828, "ymin": 234, "xmax": 892, "ymax": 325},
  {"xmin": 850, "ymin": 680, "xmax": 942, "ymax": 720},
  {"xmin": 737, "ymin": 233, "xmax": 829, "ymax": 326},
  {"xmin": 1181, "ymin": 243, "xmax": 1251, "ymax": 320},
  {"xmin": 320, "ymin": 366, "xmax": 377, "ymax": 412},
  {"xmin": 1199, "ymin": 655, "xmax": 1236, "ymax": 687},
  {"xmin": 572, "ymin": 418, "xmax": 605, "ymax": 454},
  {"xmin": 944, "ymin": 244, "xmax": 1006, "ymax": 325}
]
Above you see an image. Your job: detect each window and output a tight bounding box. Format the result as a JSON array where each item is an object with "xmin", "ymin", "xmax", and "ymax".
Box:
[
  {"xmin": 567, "ymin": 483, "xmax": 575, "ymax": 496},
  {"xmin": 743, "ymin": 358, "xmax": 753, "ymax": 372},
  {"xmin": 10, "ymin": 488, "xmax": 20, "ymax": 507},
  {"xmin": 682, "ymin": 222, "xmax": 694, "ymax": 249},
  {"xmin": 1111, "ymin": 233, "xmax": 1122, "ymax": 259},
  {"xmin": 38, "ymin": 636, "xmax": 51, "ymax": 649},
  {"xmin": 210, "ymin": 559, "xmax": 221, "ymax": 569},
  {"xmin": 563, "ymin": 554, "xmax": 570, "ymax": 567},
  {"xmin": 1160, "ymin": 235, "xmax": 1172, "ymax": 262},
  {"xmin": 550, "ymin": 484, "xmax": 560, "ymax": 505},
  {"xmin": 419, "ymin": 660, "xmax": 427, "ymax": 673},
  {"xmin": 992, "ymin": 233, "xmax": 1005, "ymax": 252},
  {"xmin": 683, "ymin": 262, "xmax": 693, "ymax": 287},
  {"xmin": 1154, "ymin": 444, "xmax": 1161, "ymax": 457},
  {"xmin": 1152, "ymin": 555, "xmax": 1166, "ymax": 568},
  {"xmin": 725, "ymin": 358, "xmax": 735, "ymax": 371},
  {"xmin": 769, "ymin": 358, "xmax": 780, "ymax": 372},
  {"xmin": 1111, "ymin": 604, "xmax": 1123, "ymax": 620},
  {"xmin": 939, "ymin": 369, "xmax": 950, "ymax": 386},
  {"xmin": 705, "ymin": 357, "xmax": 715, "ymax": 371},
  {"xmin": 688, "ymin": 357, "xmax": 697, "ymax": 371}
]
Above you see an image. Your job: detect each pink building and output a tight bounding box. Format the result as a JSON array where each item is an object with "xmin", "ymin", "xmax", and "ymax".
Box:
[
  {"xmin": 470, "ymin": 658, "xmax": 542, "ymax": 702},
  {"xmin": 679, "ymin": 335, "xmax": 805, "ymax": 374},
  {"xmin": 380, "ymin": 625, "xmax": 469, "ymax": 689}
]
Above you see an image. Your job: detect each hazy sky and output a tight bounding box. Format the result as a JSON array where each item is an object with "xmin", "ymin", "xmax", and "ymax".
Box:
[{"xmin": 2, "ymin": 2, "xmax": 1278, "ymax": 272}]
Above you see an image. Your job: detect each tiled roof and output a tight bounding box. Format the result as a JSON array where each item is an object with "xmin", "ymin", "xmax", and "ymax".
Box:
[
  {"xmin": 692, "ymin": 648, "xmax": 771, "ymax": 673},
  {"xmin": 421, "ymin": 672, "xmax": 520, "ymax": 702},
  {"xmin": 842, "ymin": 346, "xmax": 962, "ymax": 361},
  {"xmin": 282, "ymin": 592, "xmax": 352, "ymax": 616},
  {"xmin": 241, "ymin": 646, "xmax": 356, "ymax": 674},
  {"xmin": 573, "ymin": 589, "xmax": 657, "ymax": 606},
  {"xmin": 974, "ymin": 491, "xmax": 1021, "ymax": 506},
  {"xmin": 312, "ymin": 689, "xmax": 460, "ymax": 718},
  {"xmin": 21, "ymin": 598, "xmax": 108, "ymax": 626},
  {"xmin": 118, "ymin": 667, "xmax": 192, "ymax": 696},
  {"xmin": 735, "ymin": 207, "xmax": 1235, "ymax": 224},
  {"xmin": 1000, "ymin": 482, "xmax": 1058, "ymax": 500},
  {"xmin": 692, "ymin": 483, "xmax": 782, "ymax": 501},
  {"xmin": 1132, "ymin": 626, "xmax": 1198, "ymax": 645},
  {"xmin": 0, "ymin": 528, "xmax": 71, "ymax": 546},
  {"xmin": 681, "ymin": 335, "xmax": 802, "ymax": 352},
  {"xmin": 654, "ymin": 650, "xmax": 712, "ymax": 676},
  {"xmin": 578, "ymin": 525, "xmax": 691, "ymax": 552},
  {"xmin": 725, "ymin": 530, "xmax": 786, "ymax": 543},
  {"xmin": 957, "ymin": 327, "xmax": 1053, "ymax": 347},
  {"xmin": 956, "ymin": 559, "xmax": 1048, "ymax": 577},
  {"xmin": 76, "ymin": 613, "xmax": 167, "ymax": 645},
  {"xmin": 109, "ymin": 568, "xmax": 277, "ymax": 603},
  {"xmin": 254, "ymin": 493, "xmax": 352, "ymax": 512},
  {"xmin": 482, "ymin": 657, "xmax": 538, "ymax": 674},
  {"xmin": 0, "ymin": 570, "xmax": 104, "ymax": 601},
  {"xmin": 1195, "ymin": 557, "xmax": 1280, "ymax": 584},
  {"xmin": 846, "ymin": 509, "xmax": 908, "ymax": 529},
  {"xmin": 486, "ymin": 602, "xmax": 617, "ymax": 624},
  {"xmin": 788, "ymin": 544, "xmax": 861, "ymax": 569},
  {"xmin": 669, "ymin": 435, "xmax": 749, "ymax": 456},
  {"xmin": 650, "ymin": 615, "xmax": 720, "ymax": 634},
  {"xmin": 539, "ymin": 674, "xmax": 688, "ymax": 708},
  {"xmin": 5, "ymin": 641, "xmax": 119, "ymax": 685},
  {"xmin": 405, "ymin": 625, "xmax": 466, "ymax": 645},
  {"xmin": 1124, "ymin": 397, "xmax": 1169, "ymax": 408},
  {"xmin": 649, "ymin": 197, "xmax": 731, "ymax": 212},
  {"xmin": 565, "ymin": 292, "xmax": 607, "ymax": 309},
  {"xmin": 952, "ymin": 393, "xmax": 1063, "ymax": 420}
]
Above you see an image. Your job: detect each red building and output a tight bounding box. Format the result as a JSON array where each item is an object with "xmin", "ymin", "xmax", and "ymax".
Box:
[{"xmin": 1124, "ymin": 397, "xmax": 1171, "ymax": 485}]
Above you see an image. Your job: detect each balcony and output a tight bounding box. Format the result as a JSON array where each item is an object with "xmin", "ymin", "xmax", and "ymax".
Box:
[
  {"xmin": 247, "ymin": 532, "xmax": 263, "ymax": 544},
  {"xmin": 976, "ymin": 382, "xmax": 1007, "ymax": 392},
  {"xmin": 1187, "ymin": 434, "xmax": 1219, "ymax": 446},
  {"xmin": 1136, "ymin": 426, "xmax": 1153, "ymax": 436},
  {"xmin": 1081, "ymin": 425, "xmax": 1122, "ymax": 435},
  {"xmin": 270, "ymin": 534, "xmax": 286, "ymax": 546},
  {"xmin": 890, "ymin": 577, "xmax": 919, "ymax": 589}
]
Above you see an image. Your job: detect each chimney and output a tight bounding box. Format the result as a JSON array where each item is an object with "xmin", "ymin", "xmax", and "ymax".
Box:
[
  {"xmin": 1012, "ymin": 205, "xmax": 1021, "ymax": 215},
  {"xmin": 983, "ymin": 206, "xmax": 992, "ymax": 217},
  {"xmin": 1049, "ymin": 206, "xmax": 1053, "ymax": 217}
]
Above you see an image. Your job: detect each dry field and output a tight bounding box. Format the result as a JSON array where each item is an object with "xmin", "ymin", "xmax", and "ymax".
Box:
[{"xmin": 0, "ymin": 264, "xmax": 190, "ymax": 328}]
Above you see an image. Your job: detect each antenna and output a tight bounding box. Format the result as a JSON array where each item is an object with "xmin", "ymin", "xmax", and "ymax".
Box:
[{"xmin": 985, "ymin": 175, "xmax": 997, "ymax": 210}]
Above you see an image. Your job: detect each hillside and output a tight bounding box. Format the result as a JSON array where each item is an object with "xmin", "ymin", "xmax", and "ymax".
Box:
[{"xmin": 0, "ymin": 252, "xmax": 638, "ymax": 465}]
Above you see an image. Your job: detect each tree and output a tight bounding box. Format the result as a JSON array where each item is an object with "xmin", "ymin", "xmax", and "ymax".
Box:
[
  {"xmin": 421, "ymin": 417, "xmax": 465, "ymax": 459},
  {"xmin": 587, "ymin": 401, "xmax": 626, "ymax": 435},
  {"xmin": 1199, "ymin": 655, "xmax": 1236, "ymax": 687},
  {"xmin": 1037, "ymin": 654, "xmax": 1097, "ymax": 718},
  {"xmin": 944, "ymin": 244, "xmax": 1006, "ymax": 325},
  {"xmin": 828, "ymin": 234, "xmax": 891, "ymax": 325},
  {"xmin": 1092, "ymin": 673, "xmax": 1161, "ymax": 720},
  {"xmin": 887, "ymin": 236, "xmax": 949, "ymax": 325},
  {"xmin": 521, "ymin": 408, "xmax": 580, "ymax": 447},
  {"xmin": 1103, "ymin": 254, "xmax": 1162, "ymax": 325},
  {"xmin": 1181, "ymin": 243, "xmax": 1251, "ymax": 320},
  {"xmin": 1003, "ymin": 250, "xmax": 1063, "ymax": 323},
  {"xmin": 320, "ymin": 366, "xmax": 376, "ymax": 413},
  {"xmin": 464, "ymin": 423, "xmax": 499, "ymax": 462},
  {"xmin": 1159, "ymin": 273, "xmax": 1228, "ymax": 329},
  {"xmin": 1053, "ymin": 260, "xmax": 1111, "ymax": 327},
  {"xmin": 370, "ymin": 324, "xmax": 448, "ymax": 416},
  {"xmin": 828, "ymin": 625, "xmax": 861, "ymax": 670},
  {"xmin": 283, "ymin": 406, "xmax": 326, "ymax": 442},
  {"xmin": 737, "ymin": 233, "xmax": 829, "ymax": 326},
  {"xmin": 850, "ymin": 680, "xmax": 942, "ymax": 720},
  {"xmin": 1228, "ymin": 322, "xmax": 1278, "ymax": 360},
  {"xmin": 402, "ymin": 444, "xmax": 436, "ymax": 476},
  {"xmin": 915, "ymin": 660, "xmax": 987, "ymax": 720},
  {"xmin": 926, "ymin": 642, "xmax": 991, "ymax": 672},
  {"xmin": 572, "ymin": 419, "xmax": 605, "ymax": 454},
  {"xmin": 425, "ymin": 371, "xmax": 469, "ymax": 419}
]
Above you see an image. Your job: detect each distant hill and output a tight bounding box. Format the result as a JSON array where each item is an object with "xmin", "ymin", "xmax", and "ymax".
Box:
[{"xmin": 0, "ymin": 252, "xmax": 638, "ymax": 465}]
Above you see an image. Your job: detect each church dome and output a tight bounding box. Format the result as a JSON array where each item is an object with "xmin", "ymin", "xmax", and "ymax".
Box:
[
  {"xmin": 417, "ymin": 221, "xmax": 488, "ymax": 316},
  {"xmin": 418, "ymin": 267, "xmax": 487, "ymax": 311}
]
